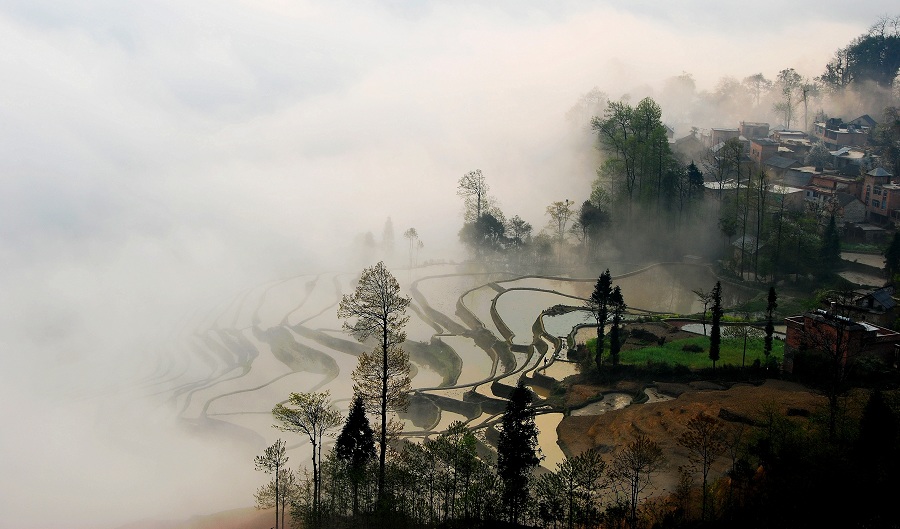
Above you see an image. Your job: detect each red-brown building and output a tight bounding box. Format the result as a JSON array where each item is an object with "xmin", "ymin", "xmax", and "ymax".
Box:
[{"xmin": 783, "ymin": 309, "xmax": 900, "ymax": 373}]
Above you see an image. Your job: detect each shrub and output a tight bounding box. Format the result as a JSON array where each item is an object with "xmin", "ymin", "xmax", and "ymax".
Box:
[{"xmin": 681, "ymin": 344, "xmax": 704, "ymax": 353}]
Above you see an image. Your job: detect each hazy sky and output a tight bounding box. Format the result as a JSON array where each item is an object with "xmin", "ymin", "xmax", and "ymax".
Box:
[{"xmin": 0, "ymin": 2, "xmax": 896, "ymax": 527}]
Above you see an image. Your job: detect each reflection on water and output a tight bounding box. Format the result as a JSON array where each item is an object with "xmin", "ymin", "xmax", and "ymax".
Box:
[
  {"xmin": 534, "ymin": 413, "xmax": 566, "ymax": 470},
  {"xmin": 542, "ymin": 360, "xmax": 579, "ymax": 380},
  {"xmin": 542, "ymin": 309, "xmax": 594, "ymax": 337}
]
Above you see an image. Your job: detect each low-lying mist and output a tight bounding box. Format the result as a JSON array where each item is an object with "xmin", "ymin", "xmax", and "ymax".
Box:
[{"xmin": 0, "ymin": 1, "xmax": 895, "ymax": 527}]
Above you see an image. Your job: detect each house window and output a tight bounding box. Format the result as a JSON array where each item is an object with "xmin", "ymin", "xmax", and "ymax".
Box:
[
  {"xmin": 875, "ymin": 188, "xmax": 882, "ymax": 195},
  {"xmin": 873, "ymin": 200, "xmax": 880, "ymax": 208},
  {"xmin": 882, "ymin": 201, "xmax": 887, "ymax": 210}
]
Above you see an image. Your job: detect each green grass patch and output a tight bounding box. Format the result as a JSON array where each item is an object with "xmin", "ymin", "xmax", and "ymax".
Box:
[{"xmin": 622, "ymin": 336, "xmax": 782, "ymax": 369}]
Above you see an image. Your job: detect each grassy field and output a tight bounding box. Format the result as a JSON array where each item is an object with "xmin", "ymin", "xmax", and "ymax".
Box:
[
  {"xmin": 623, "ymin": 336, "xmax": 782, "ymax": 369},
  {"xmin": 589, "ymin": 335, "xmax": 783, "ymax": 369}
]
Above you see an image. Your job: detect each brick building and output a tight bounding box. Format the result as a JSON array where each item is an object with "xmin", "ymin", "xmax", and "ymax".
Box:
[{"xmin": 783, "ymin": 309, "xmax": 900, "ymax": 373}]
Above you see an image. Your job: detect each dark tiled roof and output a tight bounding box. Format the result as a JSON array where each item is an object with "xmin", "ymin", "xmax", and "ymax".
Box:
[{"xmin": 765, "ymin": 155, "xmax": 799, "ymax": 169}]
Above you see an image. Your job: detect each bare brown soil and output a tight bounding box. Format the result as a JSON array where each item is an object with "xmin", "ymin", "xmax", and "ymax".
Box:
[{"xmin": 557, "ymin": 379, "xmax": 826, "ymax": 494}]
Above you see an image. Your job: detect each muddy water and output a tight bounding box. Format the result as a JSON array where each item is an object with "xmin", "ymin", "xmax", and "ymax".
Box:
[
  {"xmin": 535, "ymin": 412, "xmax": 566, "ymax": 470},
  {"xmin": 543, "ymin": 309, "xmax": 593, "ymax": 337},
  {"xmin": 570, "ymin": 393, "xmax": 633, "ymax": 416},
  {"xmin": 495, "ymin": 289, "xmax": 582, "ymax": 345}
]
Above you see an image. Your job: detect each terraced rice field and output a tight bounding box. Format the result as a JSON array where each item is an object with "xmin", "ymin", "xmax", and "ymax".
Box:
[{"xmin": 147, "ymin": 262, "xmax": 754, "ymax": 470}]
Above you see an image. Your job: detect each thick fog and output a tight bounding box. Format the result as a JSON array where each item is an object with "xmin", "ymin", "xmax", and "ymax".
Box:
[{"xmin": 0, "ymin": 2, "xmax": 895, "ymax": 527}]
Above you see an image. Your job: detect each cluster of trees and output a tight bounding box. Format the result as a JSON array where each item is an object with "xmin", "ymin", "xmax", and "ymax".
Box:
[
  {"xmin": 255, "ymin": 387, "xmax": 900, "ymax": 529},
  {"xmin": 585, "ymin": 269, "xmax": 626, "ymax": 371},
  {"xmin": 819, "ymin": 15, "xmax": 900, "ymax": 93},
  {"xmin": 456, "ymin": 170, "xmax": 611, "ymax": 270},
  {"xmin": 591, "ymin": 97, "xmax": 705, "ymax": 223},
  {"xmin": 700, "ymin": 134, "xmax": 847, "ymax": 282}
]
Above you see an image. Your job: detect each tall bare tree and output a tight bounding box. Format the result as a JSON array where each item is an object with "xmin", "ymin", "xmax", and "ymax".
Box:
[
  {"xmin": 403, "ymin": 227, "xmax": 419, "ymax": 269},
  {"xmin": 611, "ymin": 435, "xmax": 666, "ymax": 529},
  {"xmin": 273, "ymin": 391, "xmax": 342, "ymax": 516},
  {"xmin": 254, "ymin": 439, "xmax": 289, "ymax": 529},
  {"xmin": 337, "ymin": 261, "xmax": 411, "ymax": 499},
  {"xmin": 457, "ymin": 169, "xmax": 491, "ymax": 222},
  {"xmin": 546, "ymin": 200, "xmax": 574, "ymax": 266},
  {"xmin": 678, "ymin": 413, "xmax": 727, "ymax": 521}
]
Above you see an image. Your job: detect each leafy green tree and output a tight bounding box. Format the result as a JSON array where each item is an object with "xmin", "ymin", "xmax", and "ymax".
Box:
[
  {"xmin": 709, "ymin": 282, "xmax": 723, "ymax": 369},
  {"xmin": 254, "ymin": 439, "xmax": 289, "ymax": 529},
  {"xmin": 335, "ymin": 394, "xmax": 376, "ymax": 515},
  {"xmin": 678, "ymin": 413, "xmax": 727, "ymax": 521},
  {"xmin": 255, "ymin": 468, "xmax": 297, "ymax": 529},
  {"xmin": 586, "ymin": 270, "xmax": 612, "ymax": 370},
  {"xmin": 686, "ymin": 161, "xmax": 704, "ymax": 198},
  {"xmin": 742, "ymin": 73, "xmax": 772, "ymax": 107},
  {"xmin": 459, "ymin": 212, "xmax": 508, "ymax": 257},
  {"xmin": 273, "ymin": 391, "xmax": 342, "ymax": 516},
  {"xmin": 497, "ymin": 381, "xmax": 541, "ymax": 525},
  {"xmin": 773, "ymin": 68, "xmax": 802, "ymax": 129},
  {"xmin": 338, "ymin": 261, "xmax": 412, "ymax": 500},
  {"xmin": 819, "ymin": 16, "xmax": 900, "ymax": 91},
  {"xmin": 609, "ymin": 286, "xmax": 626, "ymax": 366},
  {"xmin": 506, "ymin": 215, "xmax": 532, "ymax": 249}
]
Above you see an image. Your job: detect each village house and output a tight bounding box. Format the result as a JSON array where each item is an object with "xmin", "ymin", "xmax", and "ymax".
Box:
[
  {"xmin": 862, "ymin": 167, "xmax": 899, "ymax": 224},
  {"xmin": 771, "ymin": 129, "xmax": 808, "ymax": 143},
  {"xmin": 813, "ymin": 117, "xmax": 870, "ymax": 149},
  {"xmin": 764, "ymin": 155, "xmax": 800, "ymax": 179},
  {"xmin": 709, "ymin": 127, "xmax": 741, "ymax": 147},
  {"xmin": 768, "ymin": 184, "xmax": 806, "ymax": 212},
  {"xmin": 672, "ymin": 132, "xmax": 706, "ymax": 164},
  {"xmin": 830, "ymin": 146, "xmax": 872, "ymax": 176},
  {"xmin": 739, "ymin": 121, "xmax": 769, "ymax": 140},
  {"xmin": 783, "ymin": 308, "xmax": 900, "ymax": 373},
  {"xmin": 750, "ymin": 138, "xmax": 780, "ymax": 165}
]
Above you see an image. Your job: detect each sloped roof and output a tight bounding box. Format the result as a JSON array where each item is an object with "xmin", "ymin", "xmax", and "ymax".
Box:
[
  {"xmin": 870, "ymin": 288, "xmax": 896, "ymax": 310},
  {"xmin": 851, "ymin": 114, "xmax": 877, "ymax": 128},
  {"xmin": 836, "ymin": 192, "xmax": 862, "ymax": 207},
  {"xmin": 765, "ymin": 155, "xmax": 800, "ymax": 169},
  {"xmin": 868, "ymin": 167, "xmax": 893, "ymax": 177}
]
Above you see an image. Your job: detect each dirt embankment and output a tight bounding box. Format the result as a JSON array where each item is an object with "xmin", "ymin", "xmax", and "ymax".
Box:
[{"xmin": 557, "ymin": 379, "xmax": 826, "ymax": 493}]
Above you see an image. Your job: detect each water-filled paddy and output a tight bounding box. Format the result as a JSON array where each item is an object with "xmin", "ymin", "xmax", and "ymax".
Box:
[
  {"xmin": 542, "ymin": 309, "xmax": 594, "ymax": 337},
  {"xmin": 461, "ymin": 285, "xmax": 504, "ymax": 338},
  {"xmin": 570, "ymin": 393, "xmax": 632, "ymax": 416},
  {"xmin": 614, "ymin": 264, "xmax": 753, "ymax": 313},
  {"xmin": 438, "ymin": 335, "xmax": 494, "ymax": 385},
  {"xmin": 535, "ymin": 413, "xmax": 566, "ymax": 470},
  {"xmin": 542, "ymin": 360, "xmax": 579, "ymax": 380},
  {"xmin": 495, "ymin": 289, "xmax": 581, "ymax": 345}
]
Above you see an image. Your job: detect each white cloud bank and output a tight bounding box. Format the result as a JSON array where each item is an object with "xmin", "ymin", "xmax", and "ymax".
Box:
[{"xmin": 0, "ymin": 1, "xmax": 895, "ymax": 527}]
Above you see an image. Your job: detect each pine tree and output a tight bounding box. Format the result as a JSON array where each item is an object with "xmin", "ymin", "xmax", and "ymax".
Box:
[
  {"xmin": 497, "ymin": 381, "xmax": 541, "ymax": 525},
  {"xmin": 609, "ymin": 286, "xmax": 626, "ymax": 366},
  {"xmin": 587, "ymin": 270, "xmax": 612, "ymax": 370},
  {"xmin": 819, "ymin": 215, "xmax": 841, "ymax": 273},
  {"xmin": 335, "ymin": 394, "xmax": 376, "ymax": 515},
  {"xmin": 709, "ymin": 282, "xmax": 723, "ymax": 370}
]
